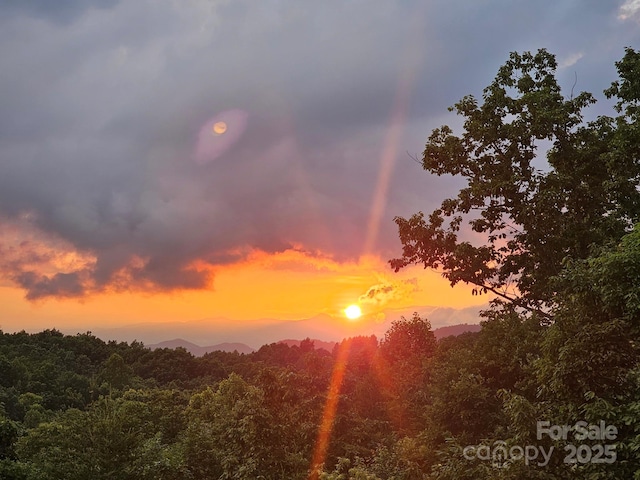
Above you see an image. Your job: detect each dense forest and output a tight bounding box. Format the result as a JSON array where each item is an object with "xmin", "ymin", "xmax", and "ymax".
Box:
[{"xmin": 2, "ymin": 48, "xmax": 640, "ymax": 479}]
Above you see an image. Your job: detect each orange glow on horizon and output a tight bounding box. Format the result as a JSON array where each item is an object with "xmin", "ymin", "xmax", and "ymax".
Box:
[{"xmin": 0, "ymin": 244, "xmax": 487, "ymax": 335}]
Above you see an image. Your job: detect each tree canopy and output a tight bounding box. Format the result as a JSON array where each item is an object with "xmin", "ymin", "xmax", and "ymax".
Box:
[{"xmin": 391, "ymin": 48, "xmax": 640, "ymax": 316}]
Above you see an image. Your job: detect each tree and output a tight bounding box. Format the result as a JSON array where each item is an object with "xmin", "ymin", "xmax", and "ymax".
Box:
[
  {"xmin": 0, "ymin": 409, "xmax": 20, "ymax": 461},
  {"xmin": 15, "ymin": 394, "xmax": 187, "ymax": 480},
  {"xmin": 98, "ymin": 353, "xmax": 134, "ymax": 391},
  {"xmin": 184, "ymin": 373, "xmax": 306, "ymax": 480},
  {"xmin": 391, "ymin": 49, "xmax": 640, "ymax": 315},
  {"xmin": 379, "ymin": 314, "xmax": 437, "ymax": 363},
  {"xmin": 388, "ymin": 48, "xmax": 640, "ymax": 480},
  {"xmin": 532, "ymin": 226, "xmax": 640, "ymax": 478},
  {"xmin": 378, "ymin": 314, "xmax": 436, "ymax": 435}
]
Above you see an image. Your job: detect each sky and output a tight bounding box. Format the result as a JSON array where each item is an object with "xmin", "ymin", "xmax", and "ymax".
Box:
[{"xmin": 1, "ymin": 0, "xmax": 639, "ymax": 343}]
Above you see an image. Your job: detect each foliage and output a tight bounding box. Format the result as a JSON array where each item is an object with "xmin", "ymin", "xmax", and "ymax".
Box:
[{"xmin": 390, "ymin": 49, "xmax": 640, "ymax": 315}]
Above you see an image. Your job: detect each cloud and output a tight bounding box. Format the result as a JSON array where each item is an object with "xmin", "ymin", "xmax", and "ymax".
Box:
[
  {"xmin": 16, "ymin": 271, "xmax": 88, "ymax": 300},
  {"xmin": 0, "ymin": 215, "xmax": 95, "ymax": 297},
  {"xmin": 559, "ymin": 52, "xmax": 585, "ymax": 69},
  {"xmin": 0, "ymin": 0, "xmax": 638, "ymax": 299},
  {"xmin": 619, "ymin": 0, "xmax": 640, "ymax": 21},
  {"xmin": 359, "ymin": 279, "xmax": 419, "ymax": 307},
  {"xmin": 0, "ymin": 0, "xmax": 119, "ymax": 25}
]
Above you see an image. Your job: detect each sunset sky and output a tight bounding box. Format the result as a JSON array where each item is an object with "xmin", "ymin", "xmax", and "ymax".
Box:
[{"xmin": 1, "ymin": 1, "xmax": 639, "ymax": 343}]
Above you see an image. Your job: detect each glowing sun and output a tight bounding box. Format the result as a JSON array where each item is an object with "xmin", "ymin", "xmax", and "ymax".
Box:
[{"xmin": 344, "ymin": 304, "xmax": 362, "ymax": 320}]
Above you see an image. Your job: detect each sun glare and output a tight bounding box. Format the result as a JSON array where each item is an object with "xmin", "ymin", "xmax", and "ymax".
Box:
[{"xmin": 344, "ymin": 304, "xmax": 362, "ymax": 320}]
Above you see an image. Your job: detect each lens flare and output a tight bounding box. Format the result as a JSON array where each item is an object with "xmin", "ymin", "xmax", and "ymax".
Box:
[
  {"xmin": 193, "ymin": 109, "xmax": 249, "ymax": 164},
  {"xmin": 309, "ymin": 340, "xmax": 351, "ymax": 479},
  {"xmin": 212, "ymin": 121, "xmax": 227, "ymax": 135}
]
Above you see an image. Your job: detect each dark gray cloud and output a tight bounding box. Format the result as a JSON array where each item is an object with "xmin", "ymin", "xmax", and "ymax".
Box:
[
  {"xmin": 0, "ymin": 0, "xmax": 638, "ymax": 299},
  {"xmin": 0, "ymin": 0, "xmax": 119, "ymax": 25}
]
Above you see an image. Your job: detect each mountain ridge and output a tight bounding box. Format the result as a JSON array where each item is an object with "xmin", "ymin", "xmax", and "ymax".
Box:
[
  {"xmin": 145, "ymin": 323, "xmax": 483, "ymax": 356},
  {"xmin": 146, "ymin": 339, "xmax": 255, "ymax": 355},
  {"xmin": 88, "ymin": 304, "xmax": 486, "ymax": 349}
]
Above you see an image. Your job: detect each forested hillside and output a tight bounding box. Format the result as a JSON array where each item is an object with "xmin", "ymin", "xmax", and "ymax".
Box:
[{"xmin": 0, "ymin": 318, "xmax": 454, "ymax": 479}]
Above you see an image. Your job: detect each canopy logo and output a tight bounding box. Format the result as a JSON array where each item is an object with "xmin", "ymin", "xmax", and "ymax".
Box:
[{"xmin": 462, "ymin": 420, "xmax": 618, "ymax": 468}]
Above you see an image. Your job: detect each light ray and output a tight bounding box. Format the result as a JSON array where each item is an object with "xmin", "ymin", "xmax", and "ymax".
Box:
[
  {"xmin": 308, "ymin": 340, "xmax": 351, "ymax": 479},
  {"xmin": 371, "ymin": 352, "xmax": 411, "ymax": 432},
  {"xmin": 362, "ymin": 12, "xmax": 424, "ymax": 256},
  {"xmin": 309, "ymin": 8, "xmax": 428, "ymax": 477}
]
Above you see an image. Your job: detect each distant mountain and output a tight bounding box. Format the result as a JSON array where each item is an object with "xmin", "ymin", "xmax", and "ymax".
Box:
[
  {"xmin": 278, "ymin": 339, "xmax": 337, "ymax": 352},
  {"xmin": 433, "ymin": 323, "xmax": 482, "ymax": 339},
  {"xmin": 86, "ymin": 304, "xmax": 486, "ymax": 349},
  {"xmin": 141, "ymin": 323, "xmax": 480, "ymax": 357},
  {"xmin": 146, "ymin": 339, "xmax": 254, "ymax": 356}
]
